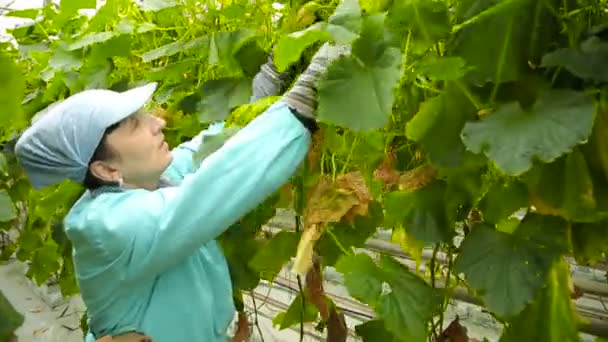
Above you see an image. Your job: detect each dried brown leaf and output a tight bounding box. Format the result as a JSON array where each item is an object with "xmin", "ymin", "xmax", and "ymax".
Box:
[
  {"xmin": 438, "ymin": 317, "xmax": 469, "ymax": 342},
  {"xmin": 303, "ymin": 172, "xmax": 371, "ymax": 227},
  {"xmin": 398, "ymin": 165, "xmax": 437, "ymax": 191}
]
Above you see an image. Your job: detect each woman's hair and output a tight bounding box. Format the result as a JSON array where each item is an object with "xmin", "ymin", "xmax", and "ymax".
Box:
[{"xmin": 82, "ymin": 122, "xmax": 121, "ymax": 190}]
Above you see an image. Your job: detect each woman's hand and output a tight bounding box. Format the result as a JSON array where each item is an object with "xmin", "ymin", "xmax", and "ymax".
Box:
[{"xmin": 283, "ymin": 42, "xmax": 351, "ymax": 119}]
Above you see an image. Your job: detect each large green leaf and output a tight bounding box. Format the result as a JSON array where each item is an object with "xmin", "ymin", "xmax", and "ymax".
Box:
[
  {"xmin": 208, "ymin": 30, "xmax": 257, "ymax": 73},
  {"xmin": 385, "ymin": 181, "xmax": 454, "ymax": 244},
  {"xmin": 377, "ymin": 256, "xmax": 442, "ymax": 342},
  {"xmin": 450, "ymin": 0, "xmax": 556, "ymax": 84},
  {"xmin": 387, "ymin": 0, "xmax": 450, "ymax": 51},
  {"xmin": 317, "ymin": 14, "xmax": 401, "ymax": 131},
  {"xmin": 142, "ymin": 36, "xmax": 209, "ymax": 62},
  {"xmin": 65, "ymin": 32, "xmax": 118, "ymax": 50},
  {"xmin": 60, "ymin": 0, "xmax": 96, "ymax": 16},
  {"xmin": 0, "ymin": 190, "xmax": 16, "ymax": 223},
  {"xmin": 197, "ymin": 78, "xmax": 252, "ymax": 122},
  {"xmin": 274, "ymin": 25, "xmax": 330, "ymax": 72},
  {"xmin": 274, "ymin": 0, "xmax": 362, "ymax": 72},
  {"xmin": 416, "ymin": 56, "xmax": 470, "ymax": 81},
  {"xmin": 29, "ymin": 239, "xmax": 61, "ymax": 286},
  {"xmin": 272, "ymin": 293, "xmax": 319, "ymax": 330},
  {"xmin": 335, "ymin": 253, "xmax": 441, "ymax": 341},
  {"xmin": 355, "ymin": 320, "xmax": 398, "ymax": 342},
  {"xmin": 221, "ymin": 235, "xmax": 261, "ymax": 291},
  {"xmin": 478, "ymin": 180, "xmax": 528, "ymax": 224},
  {"xmin": 461, "ymin": 90, "xmax": 595, "ymax": 176},
  {"xmin": 249, "ymin": 231, "xmax": 300, "ymax": 281},
  {"xmin": 0, "ymin": 289, "xmax": 24, "ymax": 341},
  {"xmin": 326, "ymin": 0, "xmax": 362, "ymax": 44},
  {"xmin": 541, "ymin": 36, "xmax": 608, "ymax": 82},
  {"xmin": 454, "ymin": 214, "xmax": 569, "ymax": 318},
  {"xmin": 523, "ymin": 148, "xmax": 605, "ymax": 222},
  {"xmin": 192, "ymin": 125, "xmax": 242, "ymax": 165},
  {"xmin": 0, "ymin": 52, "xmax": 25, "ymax": 125},
  {"xmin": 406, "ymin": 83, "xmax": 477, "ymax": 167},
  {"xmin": 499, "ymin": 258, "xmax": 580, "ymax": 342},
  {"xmin": 317, "ymin": 202, "xmax": 383, "ymax": 266},
  {"xmin": 335, "ymin": 253, "xmax": 384, "ymax": 303},
  {"xmin": 571, "ymin": 220, "xmax": 608, "ymax": 265}
]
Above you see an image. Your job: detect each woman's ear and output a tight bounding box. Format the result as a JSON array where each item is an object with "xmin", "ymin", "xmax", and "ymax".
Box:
[{"xmin": 89, "ymin": 160, "xmax": 121, "ymax": 183}]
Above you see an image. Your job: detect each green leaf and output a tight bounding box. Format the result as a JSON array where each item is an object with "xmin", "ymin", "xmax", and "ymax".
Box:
[
  {"xmin": 249, "ymin": 231, "xmax": 300, "ymax": 281},
  {"xmin": 441, "ymin": 155, "xmax": 486, "ymax": 223},
  {"xmin": 523, "ymin": 148, "xmax": 604, "ymax": 222},
  {"xmin": 44, "ymin": 48, "xmax": 83, "ymax": 82},
  {"xmin": 450, "ymin": 0, "xmax": 556, "ymax": 84},
  {"xmin": 454, "ymin": 214, "xmax": 569, "ymax": 318},
  {"xmin": 193, "ymin": 125, "xmax": 242, "ymax": 165},
  {"xmin": 272, "ymin": 293, "xmax": 319, "ymax": 330},
  {"xmin": 60, "ymin": 0, "xmax": 96, "ymax": 15},
  {"xmin": 388, "ymin": 0, "xmax": 450, "ymax": 50},
  {"xmin": 65, "ymin": 32, "xmax": 118, "ymax": 50},
  {"xmin": 571, "ymin": 220, "xmax": 608, "ymax": 265},
  {"xmin": 416, "ymin": 56, "xmax": 470, "ymax": 81},
  {"xmin": 352, "ymin": 13, "xmax": 391, "ymax": 66},
  {"xmin": 274, "ymin": 25, "xmax": 330, "ymax": 72},
  {"xmin": 461, "ymin": 90, "xmax": 595, "ymax": 176},
  {"xmin": 197, "ymin": 78, "xmax": 252, "ymax": 122},
  {"xmin": 377, "ymin": 256, "xmax": 441, "ymax": 342},
  {"xmin": 29, "ymin": 239, "xmax": 61, "ymax": 286},
  {"xmin": 208, "ymin": 30, "xmax": 257, "ymax": 73},
  {"xmin": 406, "ymin": 83, "xmax": 477, "ymax": 166},
  {"xmin": 233, "ymin": 41, "xmax": 266, "ymax": 78},
  {"xmin": 355, "ymin": 320, "xmax": 398, "ymax": 341},
  {"xmin": 139, "ymin": 0, "xmax": 179, "ymax": 11},
  {"xmin": 221, "ymin": 235, "xmax": 261, "ymax": 291},
  {"xmin": 142, "ymin": 36, "xmax": 209, "ymax": 63},
  {"xmin": 335, "ymin": 253, "xmax": 384, "ymax": 303},
  {"xmin": 499, "ymin": 258, "xmax": 580, "ymax": 342},
  {"xmin": 89, "ymin": 34, "xmax": 132, "ymax": 60},
  {"xmin": 541, "ymin": 36, "xmax": 608, "ymax": 82},
  {"xmin": 326, "ymin": 0, "xmax": 362, "ymax": 43},
  {"xmin": 317, "ymin": 46, "xmax": 401, "ymax": 131},
  {"xmin": 0, "ymin": 290, "xmax": 24, "ymax": 340},
  {"xmin": 6, "ymin": 9, "xmax": 39, "ymax": 19},
  {"xmin": 478, "ymin": 180, "xmax": 528, "ymax": 224},
  {"xmin": 385, "ymin": 181, "xmax": 453, "ymax": 244},
  {"xmin": 336, "ymin": 253, "xmax": 441, "ymax": 341},
  {"xmin": 0, "ymin": 190, "xmax": 17, "ymax": 222},
  {"xmin": 317, "ymin": 201, "xmax": 383, "ymax": 266},
  {"xmin": 0, "ymin": 52, "xmax": 25, "ymax": 125}
]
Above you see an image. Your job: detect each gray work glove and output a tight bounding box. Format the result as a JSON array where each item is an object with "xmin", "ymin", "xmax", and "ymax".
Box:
[
  {"xmin": 284, "ymin": 42, "xmax": 351, "ymax": 119},
  {"xmin": 250, "ymin": 52, "xmax": 293, "ymax": 102}
]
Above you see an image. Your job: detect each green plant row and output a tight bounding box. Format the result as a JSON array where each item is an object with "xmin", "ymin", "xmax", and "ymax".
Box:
[{"xmin": 1, "ymin": 0, "xmax": 608, "ymax": 340}]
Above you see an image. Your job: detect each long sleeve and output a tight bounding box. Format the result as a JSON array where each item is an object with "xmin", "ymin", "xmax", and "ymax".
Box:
[{"xmin": 71, "ymin": 101, "xmax": 310, "ymax": 284}]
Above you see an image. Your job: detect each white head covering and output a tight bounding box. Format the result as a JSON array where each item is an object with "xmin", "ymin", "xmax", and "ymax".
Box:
[{"xmin": 15, "ymin": 82, "xmax": 158, "ymax": 189}]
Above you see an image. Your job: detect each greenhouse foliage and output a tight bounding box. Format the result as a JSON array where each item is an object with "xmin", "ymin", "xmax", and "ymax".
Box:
[{"xmin": 1, "ymin": 0, "xmax": 608, "ymax": 340}]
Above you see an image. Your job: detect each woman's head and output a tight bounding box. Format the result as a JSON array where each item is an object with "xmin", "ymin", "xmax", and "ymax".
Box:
[
  {"xmin": 85, "ymin": 110, "xmax": 173, "ymax": 191},
  {"xmin": 14, "ymin": 82, "xmax": 167, "ymax": 190}
]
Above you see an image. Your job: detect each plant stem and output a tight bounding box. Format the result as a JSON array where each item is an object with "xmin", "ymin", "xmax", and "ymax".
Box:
[
  {"xmin": 295, "ymin": 213, "xmax": 305, "ymax": 342},
  {"xmin": 430, "ymin": 244, "xmax": 439, "ymax": 340},
  {"xmin": 327, "ymin": 229, "xmax": 351, "ymax": 256},
  {"xmin": 297, "ymin": 275, "xmax": 305, "ymax": 342},
  {"xmin": 250, "ymin": 291, "xmax": 265, "ymax": 342}
]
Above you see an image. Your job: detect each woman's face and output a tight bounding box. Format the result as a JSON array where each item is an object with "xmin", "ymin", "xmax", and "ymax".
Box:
[{"xmin": 100, "ymin": 111, "xmax": 173, "ymax": 189}]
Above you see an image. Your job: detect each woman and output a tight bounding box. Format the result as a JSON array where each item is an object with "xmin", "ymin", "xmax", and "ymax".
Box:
[{"xmin": 14, "ymin": 42, "xmax": 348, "ymax": 342}]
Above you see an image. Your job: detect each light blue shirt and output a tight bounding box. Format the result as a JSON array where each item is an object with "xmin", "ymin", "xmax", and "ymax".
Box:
[{"xmin": 64, "ymin": 100, "xmax": 311, "ymax": 342}]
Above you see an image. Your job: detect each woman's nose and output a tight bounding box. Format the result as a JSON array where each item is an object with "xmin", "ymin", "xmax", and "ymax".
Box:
[{"xmin": 152, "ymin": 116, "xmax": 166, "ymax": 133}]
